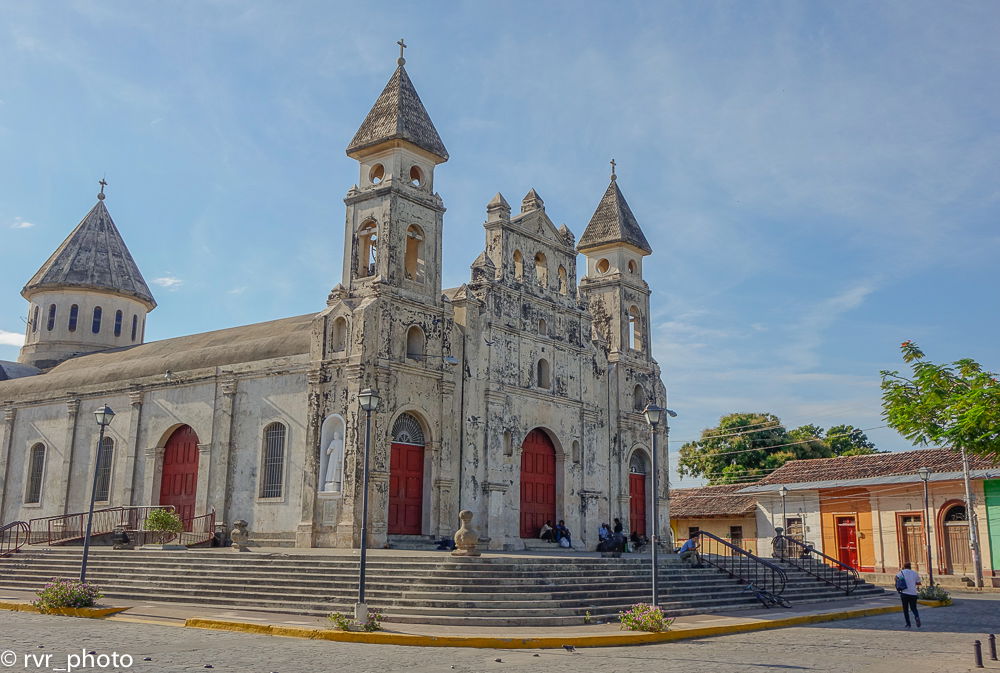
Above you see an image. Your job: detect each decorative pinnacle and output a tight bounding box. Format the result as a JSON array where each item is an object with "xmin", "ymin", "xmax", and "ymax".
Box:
[
  {"xmin": 610, "ymin": 158, "xmax": 617, "ymax": 181},
  {"xmin": 98, "ymin": 177, "xmax": 108, "ymax": 200},
  {"xmin": 397, "ymin": 38, "xmax": 407, "ymax": 66}
]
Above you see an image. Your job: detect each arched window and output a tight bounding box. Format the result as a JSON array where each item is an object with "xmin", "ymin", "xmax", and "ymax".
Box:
[
  {"xmin": 95, "ymin": 437, "xmax": 114, "ymax": 502},
  {"xmin": 628, "ymin": 259, "xmax": 637, "ymax": 274},
  {"xmin": 68, "ymin": 305, "xmax": 79, "ymax": 332},
  {"xmin": 139, "ymin": 317, "xmax": 145, "ymax": 341},
  {"xmin": 92, "ymin": 306, "xmax": 103, "ymax": 334},
  {"xmin": 357, "ymin": 220, "xmax": 378, "ymax": 278},
  {"xmin": 331, "ymin": 317, "xmax": 348, "ymax": 352},
  {"xmin": 503, "ymin": 430, "xmax": 513, "ymax": 456},
  {"xmin": 558, "ymin": 265, "xmax": 568, "ymax": 295},
  {"xmin": 536, "ymin": 358, "xmax": 551, "ymax": 389},
  {"xmin": 633, "ymin": 384, "xmax": 646, "ymax": 412},
  {"xmin": 131, "ymin": 315, "xmax": 138, "ymax": 341},
  {"xmin": 534, "ymin": 252, "xmax": 548, "ymax": 287},
  {"xmin": 572, "ymin": 440, "xmax": 581, "ymax": 464},
  {"xmin": 596, "ymin": 259, "xmax": 610, "ymax": 274},
  {"xmin": 630, "ymin": 451, "xmax": 648, "ymax": 474},
  {"xmin": 25, "ymin": 443, "xmax": 46, "ymax": 504},
  {"xmin": 46, "ymin": 304, "xmax": 56, "ymax": 331},
  {"xmin": 404, "ymin": 224, "xmax": 425, "ymax": 282},
  {"xmin": 513, "ymin": 250, "xmax": 524, "ymax": 281},
  {"xmin": 406, "ymin": 325, "xmax": 425, "ymax": 360},
  {"xmin": 369, "ymin": 164, "xmax": 385, "ymax": 185},
  {"xmin": 628, "ymin": 306, "xmax": 643, "ymax": 352},
  {"xmin": 260, "ymin": 423, "xmax": 286, "ymax": 498},
  {"xmin": 31, "ymin": 305, "xmax": 39, "ymax": 333},
  {"xmin": 114, "ymin": 310, "xmax": 123, "ymax": 337},
  {"xmin": 944, "ymin": 505, "xmax": 967, "ymax": 522},
  {"xmin": 392, "ymin": 413, "xmax": 425, "ymax": 445},
  {"xmin": 409, "ymin": 165, "xmax": 423, "ymax": 187},
  {"xmin": 538, "ymin": 318, "xmax": 547, "ymax": 336}
]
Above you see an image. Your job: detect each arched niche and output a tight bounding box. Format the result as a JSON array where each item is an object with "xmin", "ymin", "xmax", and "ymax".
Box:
[{"xmin": 319, "ymin": 414, "xmax": 346, "ymax": 493}]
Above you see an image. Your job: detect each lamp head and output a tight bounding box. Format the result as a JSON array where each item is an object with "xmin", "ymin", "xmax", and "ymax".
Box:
[
  {"xmin": 93, "ymin": 404, "xmax": 115, "ymax": 427},
  {"xmin": 643, "ymin": 403, "xmax": 664, "ymax": 427},
  {"xmin": 358, "ymin": 388, "xmax": 381, "ymax": 412},
  {"xmin": 917, "ymin": 466, "xmax": 931, "ymax": 482},
  {"xmin": 779, "ymin": 485, "xmax": 788, "ymax": 498}
]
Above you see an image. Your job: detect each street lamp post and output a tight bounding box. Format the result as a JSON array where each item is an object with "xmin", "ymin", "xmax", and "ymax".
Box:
[
  {"xmin": 643, "ymin": 403, "xmax": 676, "ymax": 610},
  {"xmin": 917, "ymin": 467, "xmax": 934, "ymax": 587},
  {"xmin": 779, "ymin": 485, "xmax": 789, "ymax": 537},
  {"xmin": 81, "ymin": 404, "xmax": 115, "ymax": 583},
  {"xmin": 355, "ymin": 388, "xmax": 381, "ymax": 622}
]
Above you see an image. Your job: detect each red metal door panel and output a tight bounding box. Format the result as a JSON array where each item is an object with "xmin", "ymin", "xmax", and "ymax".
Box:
[
  {"xmin": 836, "ymin": 516, "xmax": 859, "ymax": 569},
  {"xmin": 159, "ymin": 426, "xmax": 199, "ymax": 529},
  {"xmin": 520, "ymin": 429, "xmax": 556, "ymax": 538},
  {"xmin": 388, "ymin": 442, "xmax": 423, "ymax": 534},
  {"xmin": 629, "ymin": 473, "xmax": 647, "ymax": 537}
]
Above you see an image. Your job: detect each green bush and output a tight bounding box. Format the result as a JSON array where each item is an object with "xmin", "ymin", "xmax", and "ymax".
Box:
[
  {"xmin": 327, "ymin": 609, "xmax": 384, "ymax": 632},
  {"xmin": 917, "ymin": 584, "xmax": 952, "ymax": 605},
  {"xmin": 143, "ymin": 508, "xmax": 183, "ymax": 533},
  {"xmin": 33, "ymin": 578, "xmax": 103, "ymax": 611},
  {"xmin": 618, "ymin": 603, "xmax": 674, "ymax": 632}
]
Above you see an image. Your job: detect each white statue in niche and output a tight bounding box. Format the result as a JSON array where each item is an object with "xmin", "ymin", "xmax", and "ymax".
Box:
[{"xmin": 324, "ymin": 428, "xmax": 344, "ymax": 492}]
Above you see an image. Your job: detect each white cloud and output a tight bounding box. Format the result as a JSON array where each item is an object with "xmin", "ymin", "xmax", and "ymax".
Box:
[
  {"xmin": 227, "ymin": 286, "xmax": 246, "ymax": 295},
  {"xmin": 0, "ymin": 330, "xmax": 25, "ymax": 347},
  {"xmin": 152, "ymin": 276, "xmax": 183, "ymax": 289},
  {"xmin": 10, "ymin": 218, "xmax": 35, "ymax": 229}
]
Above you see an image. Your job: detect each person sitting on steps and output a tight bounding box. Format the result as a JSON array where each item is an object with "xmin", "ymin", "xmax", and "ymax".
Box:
[
  {"xmin": 630, "ymin": 530, "xmax": 647, "ymax": 553},
  {"xmin": 679, "ymin": 536, "xmax": 701, "ymax": 567},
  {"xmin": 539, "ymin": 520, "xmax": 555, "ymax": 542},
  {"xmin": 554, "ymin": 520, "xmax": 573, "ymax": 548},
  {"xmin": 598, "ymin": 523, "xmax": 610, "ymax": 542}
]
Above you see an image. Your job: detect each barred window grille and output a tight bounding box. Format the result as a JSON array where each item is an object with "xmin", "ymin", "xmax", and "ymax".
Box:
[
  {"xmin": 392, "ymin": 413, "xmax": 425, "ymax": 446},
  {"xmin": 94, "ymin": 437, "xmax": 114, "ymax": 502},
  {"xmin": 25, "ymin": 443, "xmax": 46, "ymax": 504},
  {"xmin": 260, "ymin": 423, "xmax": 286, "ymax": 498}
]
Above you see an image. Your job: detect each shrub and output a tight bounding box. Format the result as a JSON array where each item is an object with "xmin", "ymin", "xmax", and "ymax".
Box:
[
  {"xmin": 143, "ymin": 508, "xmax": 183, "ymax": 533},
  {"xmin": 327, "ymin": 609, "xmax": 383, "ymax": 632},
  {"xmin": 33, "ymin": 578, "xmax": 103, "ymax": 611},
  {"xmin": 917, "ymin": 584, "xmax": 952, "ymax": 605},
  {"xmin": 618, "ymin": 603, "xmax": 674, "ymax": 632},
  {"xmin": 327, "ymin": 612, "xmax": 352, "ymax": 630}
]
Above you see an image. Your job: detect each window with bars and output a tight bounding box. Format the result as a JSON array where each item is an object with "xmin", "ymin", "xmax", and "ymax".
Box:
[
  {"xmin": 94, "ymin": 437, "xmax": 114, "ymax": 502},
  {"xmin": 25, "ymin": 443, "xmax": 46, "ymax": 504},
  {"xmin": 260, "ymin": 423, "xmax": 286, "ymax": 498}
]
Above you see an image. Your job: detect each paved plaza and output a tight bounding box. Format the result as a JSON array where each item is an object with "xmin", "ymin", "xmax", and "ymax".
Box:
[{"xmin": 0, "ymin": 595, "xmax": 997, "ymax": 673}]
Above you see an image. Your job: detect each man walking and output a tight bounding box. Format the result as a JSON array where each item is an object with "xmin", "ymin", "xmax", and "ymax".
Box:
[{"xmin": 896, "ymin": 562, "xmax": 922, "ymax": 628}]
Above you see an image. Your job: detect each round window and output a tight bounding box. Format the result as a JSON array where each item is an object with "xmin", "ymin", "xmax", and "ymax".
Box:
[
  {"xmin": 369, "ymin": 164, "xmax": 385, "ymax": 185},
  {"xmin": 409, "ymin": 165, "xmax": 423, "ymax": 187},
  {"xmin": 596, "ymin": 259, "xmax": 610, "ymax": 274}
]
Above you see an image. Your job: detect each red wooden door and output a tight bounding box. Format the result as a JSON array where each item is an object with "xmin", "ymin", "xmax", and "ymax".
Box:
[
  {"xmin": 388, "ymin": 442, "xmax": 424, "ymax": 534},
  {"xmin": 159, "ymin": 426, "xmax": 199, "ymax": 528},
  {"xmin": 836, "ymin": 516, "xmax": 859, "ymax": 569},
  {"xmin": 629, "ymin": 473, "xmax": 647, "ymax": 537},
  {"xmin": 520, "ymin": 429, "xmax": 556, "ymax": 538}
]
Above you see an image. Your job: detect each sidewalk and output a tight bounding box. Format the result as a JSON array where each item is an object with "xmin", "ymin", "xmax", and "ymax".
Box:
[{"xmin": 0, "ymin": 587, "xmax": 926, "ymax": 649}]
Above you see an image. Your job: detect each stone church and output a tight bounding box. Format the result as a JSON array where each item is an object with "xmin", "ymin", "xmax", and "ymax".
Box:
[{"xmin": 0, "ymin": 54, "xmax": 668, "ymax": 551}]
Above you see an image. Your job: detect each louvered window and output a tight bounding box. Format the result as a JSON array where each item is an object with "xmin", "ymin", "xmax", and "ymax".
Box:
[
  {"xmin": 260, "ymin": 423, "xmax": 286, "ymax": 498},
  {"xmin": 25, "ymin": 444, "xmax": 46, "ymax": 504},
  {"xmin": 95, "ymin": 437, "xmax": 114, "ymax": 502}
]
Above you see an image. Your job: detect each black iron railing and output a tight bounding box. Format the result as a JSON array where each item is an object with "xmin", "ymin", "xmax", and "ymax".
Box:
[
  {"xmin": 691, "ymin": 530, "xmax": 787, "ymax": 597},
  {"xmin": 0, "ymin": 521, "xmax": 30, "ymax": 558},
  {"xmin": 772, "ymin": 534, "xmax": 859, "ymax": 595},
  {"xmin": 29, "ymin": 506, "xmax": 176, "ymax": 546}
]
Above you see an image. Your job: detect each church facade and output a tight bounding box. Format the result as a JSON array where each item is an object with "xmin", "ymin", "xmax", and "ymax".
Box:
[{"xmin": 0, "ymin": 56, "xmax": 668, "ymax": 551}]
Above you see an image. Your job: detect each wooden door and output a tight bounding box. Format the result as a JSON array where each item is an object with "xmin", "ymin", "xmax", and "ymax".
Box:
[
  {"xmin": 899, "ymin": 514, "xmax": 925, "ymax": 572},
  {"xmin": 835, "ymin": 516, "xmax": 859, "ymax": 569},
  {"xmin": 388, "ymin": 442, "xmax": 424, "ymax": 535},
  {"xmin": 942, "ymin": 505, "xmax": 973, "ymax": 574},
  {"xmin": 159, "ymin": 425, "xmax": 199, "ymax": 529},
  {"xmin": 629, "ymin": 473, "xmax": 647, "ymax": 537},
  {"xmin": 519, "ymin": 429, "xmax": 556, "ymax": 538}
]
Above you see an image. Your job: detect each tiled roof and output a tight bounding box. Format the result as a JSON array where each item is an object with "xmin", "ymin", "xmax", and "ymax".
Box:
[
  {"xmin": 577, "ymin": 178, "xmax": 651, "ymax": 254},
  {"xmin": 22, "ymin": 199, "xmax": 156, "ymax": 308},
  {"xmin": 0, "ymin": 361, "xmax": 40, "ymax": 381},
  {"xmin": 347, "ymin": 65, "xmax": 448, "ymax": 160},
  {"xmin": 756, "ymin": 448, "xmax": 999, "ymax": 486},
  {"xmin": 670, "ymin": 484, "xmax": 757, "ymax": 518}
]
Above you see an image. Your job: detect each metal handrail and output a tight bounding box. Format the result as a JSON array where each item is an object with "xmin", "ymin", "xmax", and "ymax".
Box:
[
  {"xmin": 772, "ymin": 534, "xmax": 860, "ymax": 595},
  {"xmin": 691, "ymin": 531, "xmax": 787, "ymax": 597},
  {"xmin": 0, "ymin": 521, "xmax": 31, "ymax": 558},
  {"xmin": 28, "ymin": 506, "xmax": 177, "ymax": 546}
]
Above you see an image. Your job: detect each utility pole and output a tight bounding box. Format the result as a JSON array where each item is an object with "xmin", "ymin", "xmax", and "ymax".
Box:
[{"xmin": 960, "ymin": 448, "xmax": 984, "ymax": 588}]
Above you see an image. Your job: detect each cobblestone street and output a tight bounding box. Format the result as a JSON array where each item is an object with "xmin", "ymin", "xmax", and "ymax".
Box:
[{"xmin": 1, "ymin": 596, "xmax": 998, "ymax": 673}]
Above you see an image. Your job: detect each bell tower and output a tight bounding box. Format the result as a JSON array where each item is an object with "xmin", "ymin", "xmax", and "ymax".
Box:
[{"xmin": 341, "ymin": 40, "xmax": 449, "ymax": 305}]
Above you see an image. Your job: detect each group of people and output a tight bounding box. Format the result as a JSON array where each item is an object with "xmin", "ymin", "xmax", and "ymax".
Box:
[
  {"xmin": 538, "ymin": 520, "xmax": 573, "ymax": 548},
  {"xmin": 596, "ymin": 519, "xmax": 649, "ymax": 553}
]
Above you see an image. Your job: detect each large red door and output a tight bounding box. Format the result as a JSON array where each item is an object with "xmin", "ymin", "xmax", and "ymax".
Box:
[
  {"xmin": 159, "ymin": 426, "xmax": 199, "ymax": 528},
  {"xmin": 629, "ymin": 473, "xmax": 647, "ymax": 537},
  {"xmin": 520, "ymin": 429, "xmax": 556, "ymax": 538},
  {"xmin": 388, "ymin": 442, "xmax": 424, "ymax": 534},
  {"xmin": 836, "ymin": 516, "xmax": 859, "ymax": 569}
]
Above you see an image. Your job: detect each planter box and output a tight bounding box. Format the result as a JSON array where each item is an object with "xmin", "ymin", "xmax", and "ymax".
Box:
[{"xmin": 917, "ymin": 599, "xmax": 949, "ymax": 607}]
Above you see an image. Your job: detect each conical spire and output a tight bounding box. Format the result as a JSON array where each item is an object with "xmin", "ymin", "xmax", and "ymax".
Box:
[
  {"xmin": 577, "ymin": 175, "xmax": 651, "ymax": 254},
  {"xmin": 22, "ymin": 195, "xmax": 156, "ymax": 308},
  {"xmin": 346, "ymin": 59, "xmax": 448, "ymax": 161}
]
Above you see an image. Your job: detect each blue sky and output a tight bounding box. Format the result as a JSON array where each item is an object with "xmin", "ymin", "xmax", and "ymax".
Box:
[{"xmin": 1, "ymin": 2, "xmax": 998, "ymax": 487}]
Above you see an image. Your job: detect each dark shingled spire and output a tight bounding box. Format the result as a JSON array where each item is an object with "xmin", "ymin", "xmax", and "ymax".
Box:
[
  {"xmin": 22, "ymin": 199, "xmax": 156, "ymax": 309},
  {"xmin": 577, "ymin": 178, "xmax": 652, "ymax": 254},
  {"xmin": 347, "ymin": 64, "xmax": 448, "ymax": 161}
]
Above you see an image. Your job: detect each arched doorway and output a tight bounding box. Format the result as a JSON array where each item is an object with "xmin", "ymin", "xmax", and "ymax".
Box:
[
  {"xmin": 941, "ymin": 503, "xmax": 973, "ymax": 575},
  {"xmin": 520, "ymin": 429, "xmax": 556, "ymax": 538},
  {"xmin": 629, "ymin": 451, "xmax": 648, "ymax": 537},
  {"xmin": 388, "ymin": 413, "xmax": 425, "ymax": 535},
  {"xmin": 159, "ymin": 425, "xmax": 199, "ymax": 527}
]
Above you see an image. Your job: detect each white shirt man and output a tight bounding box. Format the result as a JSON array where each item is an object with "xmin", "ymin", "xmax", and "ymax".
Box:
[{"xmin": 896, "ymin": 562, "xmax": 922, "ymax": 627}]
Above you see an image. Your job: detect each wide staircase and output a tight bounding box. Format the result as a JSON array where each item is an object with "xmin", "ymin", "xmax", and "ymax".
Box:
[{"xmin": 0, "ymin": 544, "xmax": 884, "ymax": 627}]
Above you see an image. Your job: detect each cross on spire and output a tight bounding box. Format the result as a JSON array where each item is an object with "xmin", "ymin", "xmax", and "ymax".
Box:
[
  {"xmin": 397, "ymin": 38, "xmax": 407, "ymax": 66},
  {"xmin": 98, "ymin": 177, "xmax": 108, "ymax": 201},
  {"xmin": 610, "ymin": 158, "xmax": 617, "ymax": 181}
]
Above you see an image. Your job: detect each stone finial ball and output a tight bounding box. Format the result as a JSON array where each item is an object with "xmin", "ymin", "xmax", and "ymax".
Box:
[{"xmin": 459, "ymin": 509, "xmax": 473, "ymax": 522}]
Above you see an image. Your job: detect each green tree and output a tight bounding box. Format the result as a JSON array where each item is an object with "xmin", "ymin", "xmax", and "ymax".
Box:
[
  {"xmin": 826, "ymin": 424, "xmax": 880, "ymax": 456},
  {"xmin": 881, "ymin": 340, "xmax": 1000, "ymax": 460}
]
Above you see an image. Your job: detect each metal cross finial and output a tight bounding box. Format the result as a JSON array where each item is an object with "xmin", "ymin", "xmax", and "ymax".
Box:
[
  {"xmin": 610, "ymin": 158, "xmax": 617, "ymax": 181},
  {"xmin": 98, "ymin": 178, "xmax": 108, "ymax": 201},
  {"xmin": 397, "ymin": 38, "xmax": 407, "ymax": 66}
]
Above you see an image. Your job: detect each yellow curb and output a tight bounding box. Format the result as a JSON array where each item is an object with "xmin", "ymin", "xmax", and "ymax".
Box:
[
  {"xmin": 0, "ymin": 600, "xmax": 129, "ymax": 619},
  {"xmin": 917, "ymin": 599, "xmax": 949, "ymax": 607},
  {"xmin": 183, "ymin": 603, "xmax": 928, "ymax": 649},
  {"xmin": 107, "ymin": 615, "xmax": 184, "ymax": 627}
]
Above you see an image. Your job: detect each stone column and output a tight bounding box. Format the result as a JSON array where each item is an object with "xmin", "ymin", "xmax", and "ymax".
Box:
[
  {"xmin": 120, "ymin": 387, "xmax": 144, "ymax": 506},
  {"xmin": 195, "ymin": 442, "xmax": 212, "ymax": 517},
  {"xmin": 580, "ymin": 490, "xmax": 602, "ymax": 550},
  {"xmin": 0, "ymin": 405, "xmax": 17, "ymax": 521},
  {"xmin": 617, "ymin": 494, "xmax": 631, "ymax": 535},
  {"xmin": 433, "ymin": 477, "xmax": 455, "ymax": 537},
  {"xmin": 296, "ymin": 369, "xmax": 324, "ymax": 548},
  {"xmin": 141, "ymin": 446, "xmax": 165, "ymax": 506},
  {"xmin": 213, "ymin": 376, "xmax": 238, "ymax": 528},
  {"xmin": 482, "ymin": 481, "xmax": 508, "ymax": 550},
  {"xmin": 369, "ymin": 469, "xmax": 390, "ymax": 548},
  {"xmin": 60, "ymin": 396, "xmax": 80, "ymax": 514}
]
